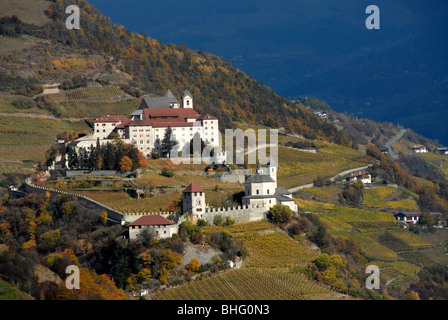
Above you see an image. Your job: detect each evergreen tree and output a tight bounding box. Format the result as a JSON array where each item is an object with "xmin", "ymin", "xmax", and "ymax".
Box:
[{"xmin": 160, "ymin": 126, "xmax": 179, "ymax": 157}]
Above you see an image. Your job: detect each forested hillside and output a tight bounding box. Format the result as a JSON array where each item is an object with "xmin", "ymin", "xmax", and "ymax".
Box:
[{"xmin": 0, "ymin": 0, "xmax": 349, "ymax": 145}]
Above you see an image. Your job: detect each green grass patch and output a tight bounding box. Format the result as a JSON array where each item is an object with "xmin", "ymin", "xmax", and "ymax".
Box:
[
  {"xmin": 299, "ymin": 186, "xmax": 340, "ymax": 201},
  {"xmin": 0, "ymin": 279, "xmax": 32, "ymax": 300}
]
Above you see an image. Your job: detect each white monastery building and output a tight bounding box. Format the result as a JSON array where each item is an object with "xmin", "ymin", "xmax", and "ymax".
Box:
[
  {"xmin": 242, "ymin": 159, "xmax": 298, "ymax": 213},
  {"xmin": 71, "ymin": 89, "xmax": 220, "ymax": 157}
]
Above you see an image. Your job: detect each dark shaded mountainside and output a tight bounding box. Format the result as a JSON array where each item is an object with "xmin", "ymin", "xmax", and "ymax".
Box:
[
  {"xmin": 0, "ymin": 0, "xmax": 349, "ymax": 145},
  {"xmin": 88, "ymin": 0, "xmax": 448, "ymax": 146}
]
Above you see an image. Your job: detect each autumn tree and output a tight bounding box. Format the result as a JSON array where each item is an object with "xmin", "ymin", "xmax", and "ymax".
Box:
[
  {"xmin": 57, "ymin": 268, "xmax": 126, "ymax": 300},
  {"xmin": 100, "ymin": 210, "xmax": 108, "ymax": 225},
  {"xmin": 185, "ymin": 257, "xmax": 200, "ymax": 273},
  {"xmin": 38, "ymin": 229, "xmax": 63, "ymax": 252},
  {"xmin": 119, "ymin": 155, "xmax": 133, "ymax": 172}
]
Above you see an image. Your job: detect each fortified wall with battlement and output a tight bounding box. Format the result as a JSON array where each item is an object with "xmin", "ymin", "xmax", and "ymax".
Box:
[
  {"xmin": 20, "ymin": 179, "xmax": 269, "ymax": 229},
  {"xmin": 123, "ymin": 205, "xmax": 267, "ymax": 225},
  {"xmin": 22, "ymin": 178, "xmax": 125, "ymax": 225}
]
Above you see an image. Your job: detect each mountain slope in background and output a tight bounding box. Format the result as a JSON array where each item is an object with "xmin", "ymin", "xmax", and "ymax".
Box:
[{"xmin": 88, "ymin": 0, "xmax": 448, "ymax": 145}]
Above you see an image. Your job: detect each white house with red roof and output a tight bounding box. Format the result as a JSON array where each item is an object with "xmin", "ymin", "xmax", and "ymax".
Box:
[
  {"xmin": 410, "ymin": 145, "xmax": 428, "ymax": 153},
  {"xmin": 129, "ymin": 215, "xmax": 178, "ymax": 240},
  {"xmin": 347, "ymin": 170, "xmax": 372, "ymax": 185},
  {"xmin": 70, "ymin": 89, "xmax": 220, "ymax": 158}
]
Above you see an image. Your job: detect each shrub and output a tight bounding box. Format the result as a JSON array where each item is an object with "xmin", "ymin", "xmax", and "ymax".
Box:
[
  {"xmin": 267, "ymin": 204, "xmax": 292, "ymax": 225},
  {"xmin": 197, "ymin": 219, "xmax": 209, "ymax": 227},
  {"xmin": 160, "ymin": 168, "xmax": 175, "ymax": 177},
  {"xmin": 191, "ymin": 232, "xmax": 203, "ymax": 244},
  {"xmin": 213, "ymin": 214, "xmax": 224, "ymax": 226},
  {"xmin": 225, "ymin": 216, "xmax": 235, "ymax": 226}
]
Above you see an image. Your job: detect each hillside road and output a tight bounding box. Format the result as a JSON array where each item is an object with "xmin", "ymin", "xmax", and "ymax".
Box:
[
  {"xmin": 287, "ymin": 164, "xmax": 372, "ymax": 193},
  {"xmin": 385, "ymin": 129, "xmax": 407, "ymax": 159}
]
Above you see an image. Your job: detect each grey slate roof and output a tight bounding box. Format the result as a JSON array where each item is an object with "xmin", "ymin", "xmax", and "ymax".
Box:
[
  {"xmin": 275, "ymin": 187, "xmax": 290, "ymax": 195},
  {"xmin": 244, "ymin": 173, "xmax": 275, "ymax": 184},
  {"xmin": 183, "ymin": 89, "xmax": 192, "ymax": 97},
  {"xmin": 139, "ymin": 89, "xmax": 179, "ymax": 109},
  {"xmin": 395, "ymin": 211, "xmax": 422, "ymax": 216},
  {"xmin": 242, "ymin": 193, "xmax": 294, "ymax": 203}
]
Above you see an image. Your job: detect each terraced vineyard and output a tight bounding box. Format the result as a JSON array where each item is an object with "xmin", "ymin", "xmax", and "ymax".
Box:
[
  {"xmin": 363, "ymin": 186, "xmax": 418, "ymax": 210},
  {"xmin": 234, "ymin": 231, "xmax": 319, "ymax": 268},
  {"xmin": 367, "ymin": 261, "xmax": 420, "ymax": 288},
  {"xmin": 332, "ymin": 231, "xmax": 398, "ymax": 261},
  {"xmin": 203, "ymin": 221, "xmax": 319, "ymax": 268},
  {"xmin": 153, "ymin": 267, "xmax": 343, "ymax": 300},
  {"xmin": 316, "ymin": 206, "xmax": 398, "ymax": 232},
  {"xmin": 46, "ymin": 86, "xmax": 131, "ymax": 103},
  {"xmin": 277, "ymin": 146, "xmax": 365, "ymax": 188},
  {"xmin": 156, "ymin": 221, "xmax": 338, "ymax": 300}
]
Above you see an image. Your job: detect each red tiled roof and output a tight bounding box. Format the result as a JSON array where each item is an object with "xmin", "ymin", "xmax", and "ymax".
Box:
[
  {"xmin": 144, "ymin": 108, "xmax": 200, "ymax": 119},
  {"xmin": 197, "ymin": 113, "xmax": 217, "ymax": 120},
  {"xmin": 183, "ymin": 182, "xmax": 205, "ymax": 193},
  {"xmin": 128, "ymin": 120, "xmax": 200, "ymax": 128},
  {"xmin": 129, "ymin": 215, "xmax": 176, "ymax": 226},
  {"xmin": 95, "ymin": 115, "xmax": 129, "ymax": 123},
  {"xmin": 117, "ymin": 108, "xmax": 218, "ymax": 128},
  {"xmin": 116, "ymin": 118, "xmax": 132, "ymax": 129}
]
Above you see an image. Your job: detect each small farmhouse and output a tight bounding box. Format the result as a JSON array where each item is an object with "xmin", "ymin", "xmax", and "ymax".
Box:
[
  {"xmin": 129, "ymin": 215, "xmax": 178, "ymax": 240},
  {"xmin": 410, "ymin": 145, "xmax": 428, "ymax": 153},
  {"xmin": 314, "ymin": 111, "xmax": 328, "ymax": 119},
  {"xmin": 394, "ymin": 211, "xmax": 422, "ymax": 224},
  {"xmin": 436, "ymin": 147, "xmax": 448, "ymax": 155},
  {"xmin": 347, "ymin": 171, "xmax": 372, "ymax": 185}
]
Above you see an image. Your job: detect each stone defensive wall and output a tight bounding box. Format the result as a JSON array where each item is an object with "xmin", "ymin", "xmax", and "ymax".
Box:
[
  {"xmin": 201, "ymin": 205, "xmax": 267, "ymax": 224},
  {"xmin": 123, "ymin": 205, "xmax": 266, "ymax": 225}
]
